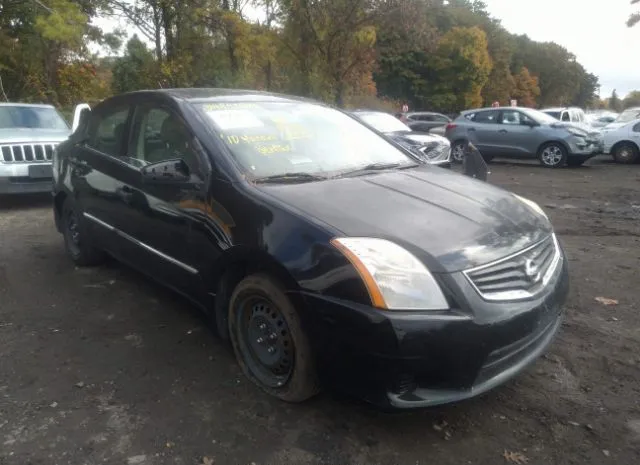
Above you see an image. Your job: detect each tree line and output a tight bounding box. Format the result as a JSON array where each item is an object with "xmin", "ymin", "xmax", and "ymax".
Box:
[{"xmin": 0, "ymin": 0, "xmax": 637, "ymax": 115}]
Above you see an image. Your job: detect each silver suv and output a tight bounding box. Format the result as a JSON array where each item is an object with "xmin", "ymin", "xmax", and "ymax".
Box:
[
  {"xmin": 445, "ymin": 106, "xmax": 600, "ymax": 168},
  {"xmin": 0, "ymin": 103, "xmax": 76, "ymax": 194}
]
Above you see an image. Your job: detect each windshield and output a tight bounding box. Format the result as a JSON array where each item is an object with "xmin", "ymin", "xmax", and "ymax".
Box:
[
  {"xmin": 616, "ymin": 109, "xmax": 640, "ymax": 123},
  {"xmin": 524, "ymin": 108, "xmax": 562, "ymax": 125},
  {"xmin": 542, "ymin": 111, "xmax": 561, "ymax": 120},
  {"xmin": 0, "ymin": 106, "xmax": 68, "ymax": 130},
  {"xmin": 195, "ymin": 102, "xmax": 415, "ymax": 179},
  {"xmin": 355, "ymin": 112, "xmax": 411, "ymax": 133}
]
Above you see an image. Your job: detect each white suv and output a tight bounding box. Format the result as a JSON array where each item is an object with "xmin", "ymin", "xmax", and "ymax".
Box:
[{"xmin": 0, "ymin": 103, "xmax": 86, "ymax": 194}]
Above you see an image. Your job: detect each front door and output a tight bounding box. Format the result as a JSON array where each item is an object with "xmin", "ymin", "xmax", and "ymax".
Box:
[
  {"xmin": 117, "ymin": 104, "xmax": 211, "ymax": 298},
  {"xmin": 494, "ymin": 110, "xmax": 541, "ymax": 158}
]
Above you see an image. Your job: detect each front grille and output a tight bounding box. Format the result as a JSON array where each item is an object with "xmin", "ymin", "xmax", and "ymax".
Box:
[
  {"xmin": 464, "ymin": 234, "xmax": 561, "ymax": 301},
  {"xmin": 0, "ymin": 143, "xmax": 57, "ymax": 163}
]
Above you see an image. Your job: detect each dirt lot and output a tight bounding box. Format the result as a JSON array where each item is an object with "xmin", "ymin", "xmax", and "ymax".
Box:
[{"xmin": 1, "ymin": 156, "xmax": 639, "ymax": 465}]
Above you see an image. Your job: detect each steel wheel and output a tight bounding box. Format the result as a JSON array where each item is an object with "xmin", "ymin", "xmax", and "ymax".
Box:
[
  {"xmin": 539, "ymin": 143, "xmax": 567, "ymax": 168},
  {"xmin": 228, "ymin": 274, "xmax": 319, "ymax": 403},
  {"xmin": 235, "ymin": 296, "xmax": 294, "ymax": 388},
  {"xmin": 451, "ymin": 141, "xmax": 466, "ymax": 163}
]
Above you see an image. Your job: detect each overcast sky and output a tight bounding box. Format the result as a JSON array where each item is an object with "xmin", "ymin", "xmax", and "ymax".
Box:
[
  {"xmin": 484, "ymin": 0, "xmax": 639, "ymax": 98},
  {"xmin": 95, "ymin": 0, "xmax": 639, "ymax": 98}
]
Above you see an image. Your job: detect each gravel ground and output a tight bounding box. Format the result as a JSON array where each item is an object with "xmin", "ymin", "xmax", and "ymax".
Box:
[{"xmin": 1, "ymin": 155, "xmax": 639, "ymax": 465}]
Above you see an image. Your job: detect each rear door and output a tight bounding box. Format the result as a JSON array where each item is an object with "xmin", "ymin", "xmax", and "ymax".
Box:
[
  {"xmin": 468, "ymin": 110, "xmax": 501, "ymax": 155},
  {"xmin": 71, "ymin": 102, "xmax": 134, "ymax": 252}
]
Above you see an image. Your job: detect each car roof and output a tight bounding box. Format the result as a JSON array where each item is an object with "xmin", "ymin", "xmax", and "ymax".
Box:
[
  {"xmin": 116, "ymin": 88, "xmax": 321, "ymax": 105},
  {"xmin": 541, "ymin": 107, "xmax": 582, "ymax": 112},
  {"xmin": 0, "ymin": 102, "xmax": 55, "ymax": 108},
  {"xmin": 460, "ymin": 106, "xmax": 530, "ymax": 114}
]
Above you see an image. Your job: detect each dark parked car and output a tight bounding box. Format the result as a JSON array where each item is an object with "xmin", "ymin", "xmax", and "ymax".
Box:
[
  {"xmin": 53, "ymin": 89, "xmax": 569, "ymax": 409},
  {"xmin": 405, "ymin": 111, "xmax": 452, "ymax": 135},
  {"xmin": 351, "ymin": 110, "xmax": 451, "ymax": 167}
]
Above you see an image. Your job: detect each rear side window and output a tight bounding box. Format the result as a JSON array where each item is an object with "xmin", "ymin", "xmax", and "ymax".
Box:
[
  {"xmin": 89, "ymin": 108, "xmax": 130, "ymax": 157},
  {"xmin": 633, "ymin": 122, "xmax": 640, "ymax": 132},
  {"xmin": 472, "ymin": 110, "xmax": 499, "ymax": 123}
]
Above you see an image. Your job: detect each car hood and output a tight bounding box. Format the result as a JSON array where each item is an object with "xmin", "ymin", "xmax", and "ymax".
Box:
[
  {"xmin": 601, "ymin": 122, "xmax": 627, "ymax": 132},
  {"xmin": 387, "ymin": 130, "xmax": 448, "ymax": 146},
  {"xmin": 257, "ymin": 166, "xmax": 552, "ymax": 273},
  {"xmin": 0, "ymin": 128, "xmax": 71, "ymax": 144}
]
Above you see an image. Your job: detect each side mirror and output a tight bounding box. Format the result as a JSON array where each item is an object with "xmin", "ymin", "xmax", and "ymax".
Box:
[
  {"xmin": 72, "ymin": 103, "xmax": 91, "ymax": 132},
  {"xmin": 141, "ymin": 159, "xmax": 191, "ymax": 184}
]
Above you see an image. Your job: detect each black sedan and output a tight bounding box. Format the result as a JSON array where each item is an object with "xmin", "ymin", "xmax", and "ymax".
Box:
[
  {"xmin": 53, "ymin": 89, "xmax": 568, "ymax": 409},
  {"xmin": 351, "ymin": 110, "xmax": 452, "ymax": 167}
]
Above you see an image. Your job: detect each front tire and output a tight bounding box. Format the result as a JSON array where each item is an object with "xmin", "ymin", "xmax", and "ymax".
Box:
[
  {"xmin": 62, "ymin": 197, "xmax": 105, "ymax": 266},
  {"xmin": 612, "ymin": 142, "xmax": 639, "ymax": 164},
  {"xmin": 228, "ymin": 274, "xmax": 319, "ymax": 403},
  {"xmin": 539, "ymin": 142, "xmax": 567, "ymax": 168},
  {"xmin": 451, "ymin": 141, "xmax": 466, "ymax": 164}
]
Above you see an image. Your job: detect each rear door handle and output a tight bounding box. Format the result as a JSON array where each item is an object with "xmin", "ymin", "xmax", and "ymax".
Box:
[{"xmin": 498, "ymin": 129, "xmax": 508, "ymax": 134}]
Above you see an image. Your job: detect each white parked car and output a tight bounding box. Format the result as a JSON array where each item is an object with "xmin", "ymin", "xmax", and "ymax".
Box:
[
  {"xmin": 601, "ymin": 117, "xmax": 640, "ymax": 164},
  {"xmin": 601, "ymin": 107, "xmax": 640, "ymax": 133}
]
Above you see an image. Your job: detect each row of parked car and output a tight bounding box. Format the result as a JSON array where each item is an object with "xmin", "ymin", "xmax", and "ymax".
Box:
[{"xmin": 385, "ymin": 105, "xmax": 640, "ymax": 168}]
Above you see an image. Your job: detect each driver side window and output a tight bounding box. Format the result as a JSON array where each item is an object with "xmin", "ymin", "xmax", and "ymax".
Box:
[{"xmin": 130, "ymin": 106, "xmax": 202, "ymax": 176}]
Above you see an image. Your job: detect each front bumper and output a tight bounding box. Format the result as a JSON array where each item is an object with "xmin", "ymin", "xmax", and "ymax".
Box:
[
  {"xmin": 567, "ymin": 137, "xmax": 600, "ymax": 157},
  {"xmin": 0, "ymin": 162, "xmax": 53, "ymax": 194},
  {"xmin": 300, "ymin": 250, "xmax": 569, "ymax": 410}
]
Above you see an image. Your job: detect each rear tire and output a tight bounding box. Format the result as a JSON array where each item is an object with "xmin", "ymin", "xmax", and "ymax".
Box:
[
  {"xmin": 62, "ymin": 197, "xmax": 105, "ymax": 266},
  {"xmin": 228, "ymin": 274, "xmax": 319, "ymax": 403},
  {"xmin": 538, "ymin": 142, "xmax": 567, "ymax": 168},
  {"xmin": 612, "ymin": 142, "xmax": 639, "ymax": 164}
]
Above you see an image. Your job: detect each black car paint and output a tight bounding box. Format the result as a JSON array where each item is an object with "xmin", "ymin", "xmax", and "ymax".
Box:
[{"xmin": 53, "ymin": 89, "xmax": 568, "ymax": 409}]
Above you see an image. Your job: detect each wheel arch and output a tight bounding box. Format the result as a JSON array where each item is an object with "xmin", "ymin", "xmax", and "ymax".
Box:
[
  {"xmin": 611, "ymin": 140, "xmax": 640, "ymax": 154},
  {"xmin": 536, "ymin": 139, "xmax": 571, "ymax": 156},
  {"xmin": 208, "ymin": 246, "xmax": 301, "ymax": 341}
]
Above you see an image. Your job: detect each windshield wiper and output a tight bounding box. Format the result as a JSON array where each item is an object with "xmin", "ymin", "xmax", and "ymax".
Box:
[
  {"xmin": 254, "ymin": 172, "xmax": 327, "ymax": 184},
  {"xmin": 336, "ymin": 162, "xmax": 416, "ymax": 178}
]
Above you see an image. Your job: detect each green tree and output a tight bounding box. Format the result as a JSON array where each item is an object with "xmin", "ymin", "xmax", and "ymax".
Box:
[
  {"xmin": 609, "ymin": 89, "xmax": 622, "ymax": 112},
  {"xmin": 111, "ymin": 35, "xmax": 157, "ymax": 93},
  {"xmin": 432, "ymin": 26, "xmax": 492, "ymax": 111},
  {"xmin": 622, "ymin": 90, "xmax": 640, "ymax": 109}
]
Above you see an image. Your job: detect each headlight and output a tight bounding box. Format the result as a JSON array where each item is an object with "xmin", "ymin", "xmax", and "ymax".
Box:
[
  {"xmin": 513, "ymin": 194, "xmax": 548, "ymax": 220},
  {"xmin": 330, "ymin": 237, "xmax": 449, "ymax": 310}
]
